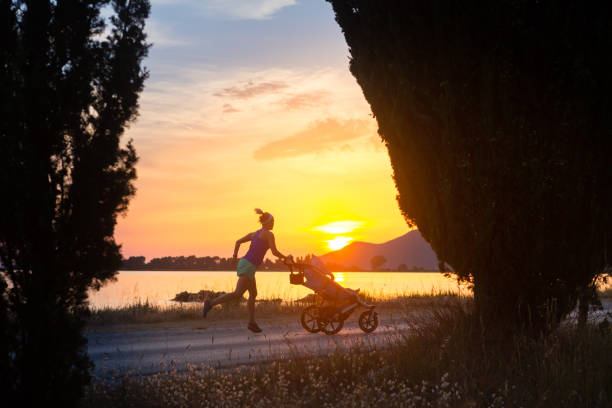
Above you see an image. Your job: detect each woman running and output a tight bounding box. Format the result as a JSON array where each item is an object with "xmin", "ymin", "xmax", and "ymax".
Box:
[{"xmin": 202, "ymin": 208, "xmax": 290, "ymax": 333}]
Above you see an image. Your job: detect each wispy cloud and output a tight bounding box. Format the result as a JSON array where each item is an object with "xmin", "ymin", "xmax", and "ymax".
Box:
[
  {"xmin": 214, "ymin": 80, "xmax": 288, "ymax": 99},
  {"xmin": 222, "ymin": 103, "xmax": 240, "ymax": 113},
  {"xmin": 253, "ymin": 118, "xmax": 372, "ymax": 160},
  {"xmin": 129, "ymin": 67, "xmax": 374, "ymax": 153},
  {"xmin": 145, "ymin": 19, "xmax": 187, "ymax": 46},
  {"xmin": 276, "ymin": 90, "xmax": 329, "ymax": 110},
  {"xmin": 205, "ymin": 0, "xmax": 297, "ymax": 20},
  {"xmin": 313, "ymin": 220, "xmax": 364, "ymax": 234},
  {"xmin": 152, "ymin": 0, "xmax": 296, "ymax": 20}
]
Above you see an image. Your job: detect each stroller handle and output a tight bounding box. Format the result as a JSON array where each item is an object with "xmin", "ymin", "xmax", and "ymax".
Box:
[{"xmin": 284, "ymin": 259, "xmax": 335, "ymax": 281}]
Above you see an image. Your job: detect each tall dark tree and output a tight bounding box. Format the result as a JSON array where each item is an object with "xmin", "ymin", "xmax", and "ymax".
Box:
[
  {"xmin": 328, "ymin": 1, "xmax": 612, "ymax": 333},
  {"xmin": 0, "ymin": 0, "xmax": 149, "ymax": 404}
]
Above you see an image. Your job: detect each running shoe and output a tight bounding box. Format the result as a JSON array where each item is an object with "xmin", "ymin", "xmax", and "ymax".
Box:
[
  {"xmin": 202, "ymin": 299, "xmax": 212, "ymax": 318},
  {"xmin": 247, "ymin": 322, "xmax": 262, "ymax": 333}
]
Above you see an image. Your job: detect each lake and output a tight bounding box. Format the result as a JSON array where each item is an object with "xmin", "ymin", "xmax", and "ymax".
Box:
[{"xmin": 87, "ymin": 270, "xmax": 468, "ymax": 308}]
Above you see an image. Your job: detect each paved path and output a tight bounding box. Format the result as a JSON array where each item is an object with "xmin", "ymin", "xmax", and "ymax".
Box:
[{"xmin": 87, "ymin": 317, "xmax": 411, "ymax": 378}]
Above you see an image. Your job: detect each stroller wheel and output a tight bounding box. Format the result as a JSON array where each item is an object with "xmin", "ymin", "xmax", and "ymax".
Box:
[
  {"xmin": 358, "ymin": 310, "xmax": 379, "ymax": 333},
  {"xmin": 301, "ymin": 305, "xmax": 321, "ymax": 333},
  {"xmin": 320, "ymin": 318, "xmax": 344, "ymax": 335},
  {"xmin": 319, "ymin": 306, "xmax": 344, "ymax": 335}
]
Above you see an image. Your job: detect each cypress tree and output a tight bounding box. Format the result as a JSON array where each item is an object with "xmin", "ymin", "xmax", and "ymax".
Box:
[
  {"xmin": 0, "ymin": 0, "xmax": 150, "ymax": 403},
  {"xmin": 328, "ymin": 1, "xmax": 612, "ymax": 333}
]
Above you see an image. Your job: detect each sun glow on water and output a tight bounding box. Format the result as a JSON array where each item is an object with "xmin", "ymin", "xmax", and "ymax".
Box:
[
  {"xmin": 326, "ymin": 236, "xmax": 353, "ymax": 251},
  {"xmin": 332, "ymin": 272, "xmax": 345, "ymax": 282}
]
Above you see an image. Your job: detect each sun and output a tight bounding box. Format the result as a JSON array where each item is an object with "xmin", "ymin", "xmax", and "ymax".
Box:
[{"xmin": 326, "ymin": 236, "xmax": 353, "ymax": 251}]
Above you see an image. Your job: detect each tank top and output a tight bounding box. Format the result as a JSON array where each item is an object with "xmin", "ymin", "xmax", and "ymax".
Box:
[{"xmin": 243, "ymin": 229, "xmax": 270, "ymax": 267}]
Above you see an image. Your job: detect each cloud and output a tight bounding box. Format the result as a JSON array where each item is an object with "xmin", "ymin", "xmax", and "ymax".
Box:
[
  {"xmin": 214, "ymin": 80, "xmax": 288, "ymax": 99},
  {"xmin": 313, "ymin": 221, "xmax": 364, "ymax": 234},
  {"xmin": 253, "ymin": 118, "xmax": 372, "ymax": 160},
  {"xmin": 222, "ymin": 103, "xmax": 240, "ymax": 113},
  {"xmin": 145, "ymin": 19, "xmax": 187, "ymax": 46},
  {"xmin": 276, "ymin": 91, "xmax": 329, "ymax": 110},
  {"xmin": 205, "ymin": 0, "xmax": 297, "ymax": 20},
  {"xmin": 129, "ymin": 66, "xmax": 376, "ymax": 159},
  {"xmin": 152, "ymin": 0, "xmax": 296, "ymax": 20}
]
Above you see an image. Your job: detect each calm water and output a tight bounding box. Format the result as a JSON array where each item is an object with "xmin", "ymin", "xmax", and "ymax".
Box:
[{"xmin": 87, "ymin": 270, "xmax": 468, "ymax": 308}]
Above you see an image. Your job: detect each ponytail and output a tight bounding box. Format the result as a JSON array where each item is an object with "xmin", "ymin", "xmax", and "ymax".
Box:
[{"xmin": 254, "ymin": 208, "xmax": 274, "ymax": 224}]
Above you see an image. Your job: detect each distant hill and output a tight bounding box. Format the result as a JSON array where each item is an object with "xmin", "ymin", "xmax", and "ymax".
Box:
[{"xmin": 318, "ymin": 230, "xmax": 439, "ymax": 271}]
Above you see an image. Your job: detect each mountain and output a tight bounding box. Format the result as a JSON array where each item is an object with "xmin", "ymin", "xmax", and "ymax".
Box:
[{"xmin": 318, "ymin": 230, "xmax": 439, "ymax": 271}]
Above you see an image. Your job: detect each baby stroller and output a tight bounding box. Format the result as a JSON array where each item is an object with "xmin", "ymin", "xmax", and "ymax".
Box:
[{"xmin": 287, "ymin": 257, "xmax": 379, "ymax": 335}]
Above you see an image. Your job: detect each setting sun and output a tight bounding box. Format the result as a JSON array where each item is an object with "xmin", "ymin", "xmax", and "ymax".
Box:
[{"xmin": 326, "ymin": 236, "xmax": 353, "ymax": 251}]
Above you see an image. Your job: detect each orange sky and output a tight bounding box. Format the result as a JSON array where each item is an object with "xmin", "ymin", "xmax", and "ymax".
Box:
[{"xmin": 114, "ymin": 1, "xmax": 409, "ymax": 260}]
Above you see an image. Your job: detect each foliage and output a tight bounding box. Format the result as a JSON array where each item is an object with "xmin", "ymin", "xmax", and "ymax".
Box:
[
  {"xmin": 0, "ymin": 0, "xmax": 149, "ymax": 404},
  {"xmin": 370, "ymin": 254, "xmax": 387, "ymax": 271},
  {"xmin": 328, "ymin": 0, "xmax": 612, "ymax": 332},
  {"xmin": 122, "ymin": 253, "xmax": 356, "ymax": 271},
  {"xmin": 123, "ymin": 255, "xmax": 297, "ymax": 271}
]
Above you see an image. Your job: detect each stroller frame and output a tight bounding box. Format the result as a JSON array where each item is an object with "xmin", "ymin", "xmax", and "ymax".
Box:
[{"xmin": 288, "ymin": 262, "xmax": 379, "ymax": 335}]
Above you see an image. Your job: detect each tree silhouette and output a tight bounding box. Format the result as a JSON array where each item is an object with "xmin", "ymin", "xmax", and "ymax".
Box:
[
  {"xmin": 122, "ymin": 256, "xmax": 147, "ymax": 269},
  {"xmin": 328, "ymin": 1, "xmax": 612, "ymax": 333},
  {"xmin": 370, "ymin": 255, "xmax": 387, "ymax": 271},
  {"xmin": 0, "ymin": 0, "xmax": 149, "ymax": 404}
]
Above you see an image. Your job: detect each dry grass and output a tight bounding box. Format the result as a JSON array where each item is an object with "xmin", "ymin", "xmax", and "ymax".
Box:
[
  {"xmin": 86, "ymin": 298, "xmax": 301, "ymax": 326},
  {"xmin": 85, "ymin": 290, "xmax": 463, "ymax": 327},
  {"xmin": 83, "ymin": 348, "xmax": 467, "ymax": 408}
]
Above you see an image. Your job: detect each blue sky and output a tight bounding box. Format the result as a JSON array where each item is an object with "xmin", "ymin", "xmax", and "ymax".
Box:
[{"xmin": 145, "ymin": 1, "xmax": 348, "ymax": 72}]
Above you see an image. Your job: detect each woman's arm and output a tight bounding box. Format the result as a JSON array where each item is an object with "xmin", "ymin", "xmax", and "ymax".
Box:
[
  {"xmin": 265, "ymin": 231, "xmax": 287, "ymax": 260},
  {"xmin": 234, "ymin": 232, "xmax": 253, "ymax": 258}
]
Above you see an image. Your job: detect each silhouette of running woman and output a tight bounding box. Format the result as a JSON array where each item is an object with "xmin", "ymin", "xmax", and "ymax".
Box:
[{"xmin": 202, "ymin": 208, "xmax": 290, "ymax": 333}]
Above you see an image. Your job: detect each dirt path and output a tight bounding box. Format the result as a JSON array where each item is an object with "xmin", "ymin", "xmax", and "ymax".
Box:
[{"xmin": 87, "ymin": 314, "xmax": 410, "ymax": 378}]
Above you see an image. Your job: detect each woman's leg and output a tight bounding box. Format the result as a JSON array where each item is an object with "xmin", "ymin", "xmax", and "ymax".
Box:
[
  {"xmin": 209, "ymin": 275, "xmax": 250, "ymax": 306},
  {"xmin": 246, "ymin": 277, "xmax": 258, "ymax": 323}
]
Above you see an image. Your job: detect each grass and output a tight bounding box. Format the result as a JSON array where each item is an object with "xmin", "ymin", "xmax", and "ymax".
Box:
[
  {"xmin": 86, "ymin": 298, "xmax": 300, "ymax": 326},
  {"xmin": 391, "ymin": 302, "xmax": 612, "ymax": 407},
  {"xmin": 85, "ymin": 290, "xmax": 463, "ymax": 326},
  {"xmin": 83, "ymin": 296, "xmax": 612, "ymax": 407},
  {"xmin": 87, "ymin": 288, "xmax": 611, "ymax": 327}
]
